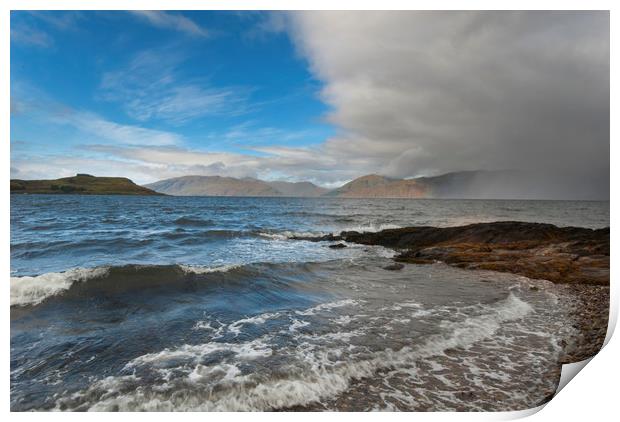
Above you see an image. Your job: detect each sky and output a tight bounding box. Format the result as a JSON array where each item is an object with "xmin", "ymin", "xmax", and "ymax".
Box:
[{"xmin": 10, "ymin": 11, "xmax": 610, "ymax": 198}]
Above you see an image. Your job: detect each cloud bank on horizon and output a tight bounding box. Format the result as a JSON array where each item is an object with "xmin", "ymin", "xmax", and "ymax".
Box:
[{"xmin": 10, "ymin": 11, "xmax": 609, "ymax": 198}]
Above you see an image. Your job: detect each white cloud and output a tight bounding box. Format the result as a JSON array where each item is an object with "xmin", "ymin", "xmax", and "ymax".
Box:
[
  {"xmin": 11, "ymin": 81, "xmax": 183, "ymax": 147},
  {"xmin": 100, "ymin": 50, "xmax": 251, "ymax": 124},
  {"xmin": 130, "ymin": 11, "xmax": 208, "ymax": 37},
  {"xmin": 62, "ymin": 112, "xmax": 182, "ymax": 146},
  {"xmin": 40, "ymin": 143, "xmax": 358, "ymax": 186}
]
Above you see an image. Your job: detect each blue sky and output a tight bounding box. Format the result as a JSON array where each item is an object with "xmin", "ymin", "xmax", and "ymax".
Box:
[
  {"xmin": 10, "ymin": 11, "xmax": 609, "ymax": 197},
  {"xmin": 11, "ymin": 11, "xmax": 337, "ymax": 184}
]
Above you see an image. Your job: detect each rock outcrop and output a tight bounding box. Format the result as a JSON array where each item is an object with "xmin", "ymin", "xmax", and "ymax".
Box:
[{"xmin": 293, "ymin": 221, "xmax": 609, "ymax": 285}]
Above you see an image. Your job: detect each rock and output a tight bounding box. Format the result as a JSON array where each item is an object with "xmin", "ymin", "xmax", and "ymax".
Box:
[
  {"xmin": 329, "ymin": 221, "xmax": 608, "ymax": 286},
  {"xmin": 383, "ymin": 263, "xmax": 405, "ymax": 271},
  {"xmin": 329, "ymin": 243, "xmax": 347, "ymax": 249}
]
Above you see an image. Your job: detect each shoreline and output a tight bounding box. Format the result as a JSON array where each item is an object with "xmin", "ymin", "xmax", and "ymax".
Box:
[
  {"xmin": 295, "ymin": 221, "xmax": 610, "ymax": 362},
  {"xmin": 559, "ymin": 284, "xmax": 610, "ymax": 363}
]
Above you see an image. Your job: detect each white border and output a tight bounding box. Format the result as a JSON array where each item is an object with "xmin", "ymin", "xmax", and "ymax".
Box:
[{"xmin": 2, "ymin": 1, "xmax": 616, "ymax": 421}]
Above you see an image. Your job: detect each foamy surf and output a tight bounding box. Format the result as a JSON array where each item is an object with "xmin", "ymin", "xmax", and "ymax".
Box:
[
  {"xmin": 10, "ymin": 267, "xmax": 110, "ymax": 306},
  {"xmin": 179, "ymin": 264, "xmax": 240, "ymax": 275},
  {"xmin": 52, "ymin": 291, "xmax": 536, "ymax": 411}
]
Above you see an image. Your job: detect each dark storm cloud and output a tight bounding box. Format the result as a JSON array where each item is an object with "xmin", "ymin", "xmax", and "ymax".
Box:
[{"xmin": 287, "ymin": 11, "xmax": 609, "ymax": 198}]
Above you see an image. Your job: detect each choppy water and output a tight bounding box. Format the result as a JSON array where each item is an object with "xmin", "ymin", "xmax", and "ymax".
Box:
[{"xmin": 10, "ymin": 196, "xmax": 609, "ymax": 411}]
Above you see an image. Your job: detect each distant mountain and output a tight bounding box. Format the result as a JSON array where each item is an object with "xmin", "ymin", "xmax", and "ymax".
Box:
[
  {"xmin": 415, "ymin": 170, "xmax": 533, "ymax": 199},
  {"xmin": 266, "ymin": 181, "xmax": 328, "ymax": 197},
  {"xmin": 146, "ymin": 176, "xmax": 329, "ymax": 197},
  {"xmin": 324, "ymin": 174, "xmax": 428, "ymax": 198},
  {"xmin": 324, "ymin": 170, "xmax": 524, "ymax": 199},
  {"xmin": 144, "ymin": 170, "xmax": 524, "ymax": 198},
  {"xmin": 144, "ymin": 176, "xmax": 282, "ymax": 196},
  {"xmin": 10, "ymin": 174, "xmax": 162, "ymax": 196}
]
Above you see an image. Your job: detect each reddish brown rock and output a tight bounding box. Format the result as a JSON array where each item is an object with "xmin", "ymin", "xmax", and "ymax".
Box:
[{"xmin": 297, "ymin": 221, "xmax": 609, "ymax": 286}]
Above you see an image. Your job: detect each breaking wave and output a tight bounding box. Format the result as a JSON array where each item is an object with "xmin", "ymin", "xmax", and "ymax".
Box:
[
  {"xmin": 10, "ymin": 267, "xmax": 110, "ymax": 307},
  {"xmin": 10, "ymin": 264, "xmax": 240, "ymax": 308},
  {"xmin": 53, "ymin": 292, "xmax": 533, "ymax": 411}
]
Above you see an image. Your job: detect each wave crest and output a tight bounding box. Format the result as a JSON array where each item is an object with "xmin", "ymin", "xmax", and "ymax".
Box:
[
  {"xmin": 10, "ymin": 264, "xmax": 238, "ymax": 308},
  {"xmin": 11, "ymin": 267, "xmax": 110, "ymax": 307}
]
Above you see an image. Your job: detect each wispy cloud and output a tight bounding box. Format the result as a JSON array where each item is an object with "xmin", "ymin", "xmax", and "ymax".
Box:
[
  {"xmin": 12, "ymin": 81, "xmax": 182, "ymax": 147},
  {"xmin": 28, "ymin": 11, "xmax": 84, "ymax": 31},
  {"xmin": 11, "ymin": 11, "xmax": 85, "ymax": 48},
  {"xmin": 209, "ymin": 120, "xmax": 315, "ymax": 148},
  {"xmin": 242, "ymin": 12, "xmax": 290, "ymax": 41},
  {"xmin": 61, "ymin": 112, "xmax": 182, "ymax": 146},
  {"xmin": 11, "ymin": 23, "xmax": 52, "ymax": 47},
  {"xmin": 100, "ymin": 49, "xmax": 252, "ymax": 124},
  {"xmin": 130, "ymin": 11, "xmax": 209, "ymax": 37}
]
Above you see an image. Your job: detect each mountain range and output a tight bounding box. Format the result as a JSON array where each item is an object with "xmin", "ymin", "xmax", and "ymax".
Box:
[
  {"xmin": 144, "ymin": 176, "xmax": 328, "ymax": 197},
  {"xmin": 145, "ymin": 170, "xmax": 524, "ymax": 199}
]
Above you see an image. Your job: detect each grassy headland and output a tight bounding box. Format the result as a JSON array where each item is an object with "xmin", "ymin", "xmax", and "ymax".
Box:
[{"xmin": 10, "ymin": 174, "xmax": 163, "ymax": 196}]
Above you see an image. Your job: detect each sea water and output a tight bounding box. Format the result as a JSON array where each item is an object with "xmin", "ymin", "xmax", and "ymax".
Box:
[{"xmin": 10, "ymin": 195, "xmax": 609, "ymax": 411}]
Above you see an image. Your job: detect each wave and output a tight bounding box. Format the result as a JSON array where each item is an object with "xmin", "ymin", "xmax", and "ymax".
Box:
[
  {"xmin": 53, "ymin": 292, "xmax": 533, "ymax": 411},
  {"xmin": 10, "ymin": 264, "xmax": 239, "ymax": 308},
  {"xmin": 10, "ymin": 267, "xmax": 110, "ymax": 307},
  {"xmin": 10, "ymin": 259, "xmax": 348, "ymax": 309}
]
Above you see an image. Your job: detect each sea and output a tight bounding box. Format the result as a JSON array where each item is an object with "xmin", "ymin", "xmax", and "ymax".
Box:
[{"xmin": 10, "ymin": 195, "xmax": 610, "ymax": 411}]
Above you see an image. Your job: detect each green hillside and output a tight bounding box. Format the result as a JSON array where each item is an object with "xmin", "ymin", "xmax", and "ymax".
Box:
[{"xmin": 10, "ymin": 174, "xmax": 163, "ymax": 196}]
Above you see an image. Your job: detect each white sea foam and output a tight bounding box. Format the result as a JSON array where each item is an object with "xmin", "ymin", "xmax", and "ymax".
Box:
[
  {"xmin": 335, "ymin": 223, "xmax": 402, "ymax": 234},
  {"xmin": 295, "ymin": 299, "xmax": 362, "ymax": 316},
  {"xmin": 125, "ymin": 337, "xmax": 273, "ymax": 370},
  {"xmin": 228, "ymin": 313, "xmax": 280, "ymax": 336},
  {"xmin": 192, "ymin": 320, "xmax": 226, "ymax": 339},
  {"xmin": 10, "ymin": 267, "xmax": 109, "ymax": 306},
  {"xmin": 56, "ymin": 292, "xmax": 535, "ymax": 411},
  {"xmin": 193, "ymin": 312, "xmax": 281, "ymax": 338},
  {"xmin": 288, "ymin": 319, "xmax": 310, "ymax": 332},
  {"xmin": 179, "ymin": 264, "xmax": 240, "ymax": 275},
  {"xmin": 334, "ymin": 315, "xmax": 353, "ymax": 325}
]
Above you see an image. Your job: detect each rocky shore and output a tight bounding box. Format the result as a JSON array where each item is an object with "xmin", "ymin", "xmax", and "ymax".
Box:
[
  {"xmin": 559, "ymin": 283, "xmax": 609, "ymax": 363},
  {"xmin": 294, "ymin": 221, "xmax": 610, "ymax": 361}
]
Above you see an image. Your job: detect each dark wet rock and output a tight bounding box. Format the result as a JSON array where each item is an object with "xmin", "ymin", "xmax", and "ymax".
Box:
[
  {"xmin": 292, "ymin": 233, "xmax": 342, "ymax": 242},
  {"xmin": 383, "ymin": 263, "xmax": 404, "ymax": 271},
  {"xmin": 297, "ymin": 222, "xmax": 609, "ymax": 286},
  {"xmin": 328, "ymin": 243, "xmax": 347, "ymax": 249}
]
